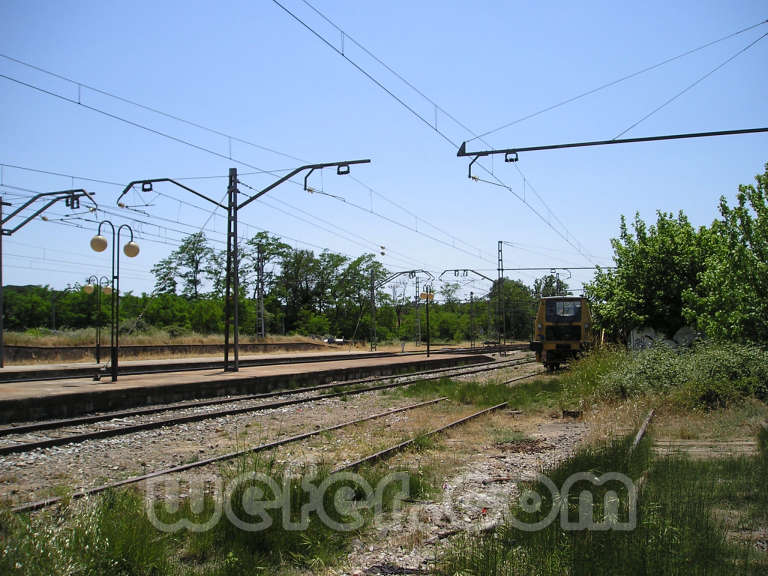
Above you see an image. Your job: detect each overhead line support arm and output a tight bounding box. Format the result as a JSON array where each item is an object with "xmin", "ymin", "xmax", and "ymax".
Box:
[
  {"xmin": 238, "ymin": 159, "xmax": 370, "ymax": 210},
  {"xmin": 458, "ymin": 127, "xmax": 768, "ymax": 160}
]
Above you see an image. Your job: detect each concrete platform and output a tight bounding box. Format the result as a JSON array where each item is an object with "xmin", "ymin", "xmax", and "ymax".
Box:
[
  {"xmin": 0, "ymin": 349, "xmax": 401, "ymax": 382},
  {"xmin": 0, "ymin": 353, "xmax": 492, "ymax": 423}
]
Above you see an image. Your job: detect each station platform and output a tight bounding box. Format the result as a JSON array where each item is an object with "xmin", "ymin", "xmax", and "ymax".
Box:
[
  {"xmin": 0, "ymin": 349, "xmax": 401, "ymax": 381},
  {"xmin": 0, "ymin": 352, "xmax": 492, "ymax": 424}
]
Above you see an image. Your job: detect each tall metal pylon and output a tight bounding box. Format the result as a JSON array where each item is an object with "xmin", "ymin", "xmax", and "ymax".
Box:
[
  {"xmin": 497, "ymin": 240, "xmax": 505, "ymax": 346},
  {"xmin": 256, "ymin": 243, "xmax": 265, "ymax": 338}
]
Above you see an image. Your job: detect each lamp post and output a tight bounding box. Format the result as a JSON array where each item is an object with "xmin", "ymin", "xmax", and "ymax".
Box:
[
  {"xmin": 90, "ymin": 221, "xmax": 139, "ymax": 381},
  {"xmin": 83, "ymin": 275, "xmax": 111, "ymax": 364}
]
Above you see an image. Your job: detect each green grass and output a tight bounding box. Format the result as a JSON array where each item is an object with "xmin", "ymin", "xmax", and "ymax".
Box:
[
  {"xmin": 558, "ymin": 342, "xmax": 768, "ymax": 411},
  {"xmin": 1, "ymin": 489, "xmax": 172, "ymax": 576},
  {"xmin": 0, "ymin": 453, "xmax": 423, "ymax": 575},
  {"xmin": 434, "ymin": 429, "xmax": 768, "ymax": 575},
  {"xmin": 490, "ymin": 426, "xmax": 533, "ymax": 446},
  {"xmin": 399, "ymin": 376, "xmax": 562, "ymax": 411}
]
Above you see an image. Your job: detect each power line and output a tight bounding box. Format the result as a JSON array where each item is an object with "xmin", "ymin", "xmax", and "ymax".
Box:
[
  {"xmin": 1, "ymin": 164, "xmax": 419, "ymax": 269},
  {"xmin": 0, "ymin": 53, "xmax": 307, "ymax": 164},
  {"xmin": 470, "ymin": 18, "xmax": 768, "ymax": 142},
  {"xmin": 0, "ymin": 161, "xmax": 295, "ymax": 185},
  {"xmin": 238, "ymin": 177, "xmax": 432, "ymax": 269},
  {"xmin": 0, "ymin": 72, "xmax": 284, "ymax": 176},
  {"xmin": 613, "ymin": 30, "xmax": 768, "ymax": 139},
  {"xmin": 0, "ymin": 58, "xmax": 486, "ymax": 262},
  {"xmin": 271, "ymin": 0, "xmax": 594, "ymax": 264},
  {"xmin": 4, "ymin": 252, "xmax": 154, "ymax": 279},
  {"xmin": 298, "ymin": 0, "xmax": 481, "ymax": 146}
]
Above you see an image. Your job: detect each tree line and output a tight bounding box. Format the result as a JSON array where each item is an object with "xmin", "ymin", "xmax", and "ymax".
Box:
[
  {"xmin": 587, "ymin": 163, "xmax": 768, "ymax": 343},
  {"xmin": 4, "ymin": 228, "xmax": 571, "ymax": 342}
]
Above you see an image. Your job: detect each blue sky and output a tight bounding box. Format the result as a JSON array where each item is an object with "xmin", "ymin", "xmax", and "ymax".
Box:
[{"xmin": 1, "ymin": 0, "xmax": 766, "ymax": 300}]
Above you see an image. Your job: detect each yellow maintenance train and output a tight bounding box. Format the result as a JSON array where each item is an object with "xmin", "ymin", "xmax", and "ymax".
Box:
[{"xmin": 529, "ymin": 296, "xmax": 592, "ymax": 370}]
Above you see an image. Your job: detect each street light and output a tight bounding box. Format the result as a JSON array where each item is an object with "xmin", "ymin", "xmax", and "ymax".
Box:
[
  {"xmin": 83, "ymin": 275, "xmax": 111, "ymax": 364},
  {"xmin": 90, "ymin": 221, "xmax": 139, "ymax": 381}
]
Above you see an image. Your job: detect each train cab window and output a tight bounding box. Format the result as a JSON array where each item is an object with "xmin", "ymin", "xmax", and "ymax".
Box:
[{"xmin": 545, "ymin": 300, "xmax": 582, "ymax": 323}]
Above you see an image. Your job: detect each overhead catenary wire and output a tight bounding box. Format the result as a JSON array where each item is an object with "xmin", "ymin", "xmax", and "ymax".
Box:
[
  {"xmin": 1, "ymin": 168, "xmax": 414, "ymax": 271},
  {"xmin": 270, "ymin": 0, "xmax": 595, "ymax": 265},
  {"xmin": 0, "ymin": 61, "xmax": 485, "ymax": 264},
  {"xmin": 470, "ymin": 18, "xmax": 768, "ymax": 142},
  {"xmin": 2, "ymin": 162, "xmax": 428, "ymax": 269},
  {"xmin": 612, "ymin": 30, "xmax": 768, "ymax": 139},
  {"xmin": 237, "ymin": 177, "xmax": 432, "ymax": 269},
  {"xmin": 0, "ymin": 53, "xmax": 306, "ymax": 165}
]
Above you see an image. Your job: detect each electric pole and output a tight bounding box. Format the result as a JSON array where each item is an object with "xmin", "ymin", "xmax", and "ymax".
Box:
[
  {"xmin": 370, "ymin": 268, "xmax": 376, "ymax": 351},
  {"xmin": 424, "ymin": 285, "xmax": 432, "ymax": 357},
  {"xmin": 470, "ymin": 291, "xmax": 475, "ymax": 349},
  {"xmin": 256, "ymin": 242, "xmax": 265, "ymax": 338},
  {"xmin": 117, "ymin": 159, "xmax": 370, "ymax": 371},
  {"xmin": 414, "ymin": 276, "xmax": 421, "ymax": 346},
  {"xmin": 0, "ymin": 190, "xmax": 96, "ymax": 367},
  {"xmin": 497, "ymin": 240, "xmax": 505, "ymax": 348}
]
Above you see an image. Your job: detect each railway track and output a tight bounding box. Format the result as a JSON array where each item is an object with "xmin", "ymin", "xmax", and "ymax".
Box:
[
  {"xmin": 0, "ymin": 355, "xmax": 537, "ymax": 455},
  {"xmin": 12, "ymin": 397, "xmax": 512, "ymax": 514}
]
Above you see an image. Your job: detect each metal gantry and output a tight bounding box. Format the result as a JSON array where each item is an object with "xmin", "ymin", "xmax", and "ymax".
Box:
[
  {"xmin": 117, "ymin": 159, "xmax": 370, "ymax": 371},
  {"xmin": 438, "ymin": 268, "xmax": 495, "ymax": 349},
  {"xmin": 377, "ymin": 270, "xmax": 434, "ymax": 351},
  {"xmin": 457, "ymin": 127, "xmax": 768, "ymax": 164},
  {"xmin": 0, "ymin": 189, "xmax": 97, "ymax": 367}
]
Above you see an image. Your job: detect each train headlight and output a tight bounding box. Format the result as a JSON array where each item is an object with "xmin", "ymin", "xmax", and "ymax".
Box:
[{"xmin": 537, "ymin": 323, "xmax": 542, "ymax": 329}]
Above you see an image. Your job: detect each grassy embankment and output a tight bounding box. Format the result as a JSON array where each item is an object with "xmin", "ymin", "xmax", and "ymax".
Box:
[
  {"xmin": 433, "ymin": 341, "xmax": 768, "ymax": 575},
  {"xmin": 0, "ymin": 453, "xmax": 432, "ymax": 576},
  {"xmin": 3, "ymin": 342, "xmax": 766, "ymax": 574},
  {"xmin": 4, "ymin": 329, "xmax": 322, "ymax": 347}
]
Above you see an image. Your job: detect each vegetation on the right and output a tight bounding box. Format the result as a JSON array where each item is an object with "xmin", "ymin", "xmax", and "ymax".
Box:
[
  {"xmin": 587, "ymin": 163, "xmax": 768, "ymax": 342},
  {"xmin": 435, "ymin": 163, "xmax": 768, "ymax": 575}
]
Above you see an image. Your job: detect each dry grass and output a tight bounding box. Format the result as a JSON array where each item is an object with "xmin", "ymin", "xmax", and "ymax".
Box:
[{"xmin": 4, "ymin": 329, "xmax": 324, "ymax": 347}]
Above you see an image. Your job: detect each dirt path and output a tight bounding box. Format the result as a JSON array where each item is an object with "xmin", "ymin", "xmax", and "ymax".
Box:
[{"xmin": 331, "ymin": 411, "xmax": 588, "ymax": 576}]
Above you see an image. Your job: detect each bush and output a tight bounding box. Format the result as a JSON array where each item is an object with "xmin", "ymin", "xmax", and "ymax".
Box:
[{"xmin": 562, "ymin": 342, "xmax": 768, "ymax": 409}]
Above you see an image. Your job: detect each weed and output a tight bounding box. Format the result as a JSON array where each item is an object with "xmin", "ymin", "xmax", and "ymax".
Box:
[
  {"xmin": 401, "ymin": 375, "xmax": 562, "ymax": 411},
  {"xmin": 490, "ymin": 426, "xmax": 531, "ymax": 446},
  {"xmin": 0, "ymin": 450, "xmax": 426, "ymax": 575},
  {"xmin": 436, "ymin": 430, "xmax": 768, "ymax": 575},
  {"xmin": 409, "ymin": 430, "xmax": 438, "ymax": 452},
  {"xmin": 561, "ymin": 342, "xmax": 768, "ymax": 411}
]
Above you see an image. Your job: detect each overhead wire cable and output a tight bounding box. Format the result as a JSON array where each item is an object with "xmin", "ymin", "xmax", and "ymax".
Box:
[
  {"xmin": 0, "ymin": 58, "xmax": 483, "ymax": 263},
  {"xmin": 2, "ymin": 159, "xmax": 455, "ymax": 268},
  {"xmin": 271, "ymin": 0, "xmax": 595, "ymax": 264},
  {"xmin": 238, "ymin": 177, "xmax": 432, "ymax": 269},
  {"xmin": 0, "ymin": 72, "xmax": 485, "ymax": 266},
  {"xmin": 0, "ymin": 53, "xmax": 306, "ymax": 164},
  {"xmin": 612, "ymin": 30, "xmax": 768, "ymax": 139},
  {"xmin": 471, "ymin": 17, "xmax": 768, "ymax": 142}
]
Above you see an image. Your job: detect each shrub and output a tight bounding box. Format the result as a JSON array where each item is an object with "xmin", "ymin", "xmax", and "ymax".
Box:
[{"xmin": 563, "ymin": 342, "xmax": 768, "ymax": 409}]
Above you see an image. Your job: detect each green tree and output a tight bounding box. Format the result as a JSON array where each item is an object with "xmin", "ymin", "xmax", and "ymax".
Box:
[
  {"xmin": 533, "ymin": 274, "xmax": 569, "ymax": 297},
  {"xmin": 489, "ymin": 278, "xmax": 536, "ymax": 340},
  {"xmin": 587, "ymin": 211, "xmax": 705, "ymax": 338},
  {"xmin": 683, "ymin": 164, "xmax": 768, "ymax": 341},
  {"xmin": 151, "ymin": 232, "xmax": 215, "ymax": 299}
]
